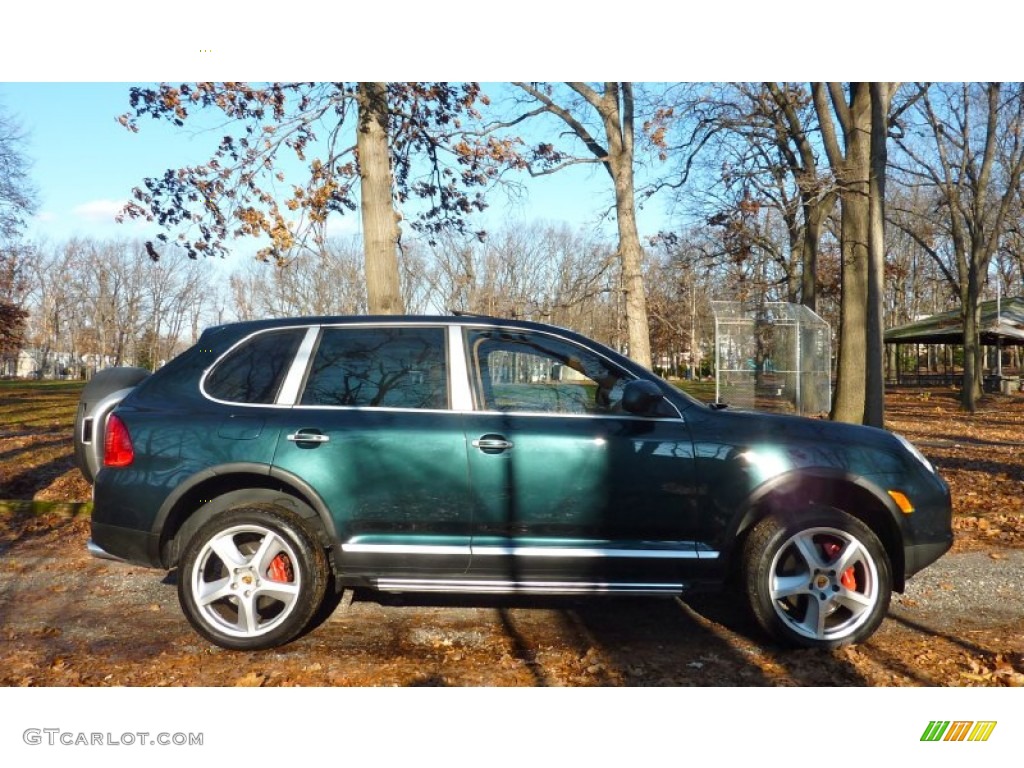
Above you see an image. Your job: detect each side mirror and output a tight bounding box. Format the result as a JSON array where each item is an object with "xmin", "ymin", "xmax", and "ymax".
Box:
[{"xmin": 621, "ymin": 380, "xmax": 663, "ymax": 415}]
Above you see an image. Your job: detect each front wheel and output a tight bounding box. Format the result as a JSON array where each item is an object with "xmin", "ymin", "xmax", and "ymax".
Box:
[
  {"xmin": 742, "ymin": 508, "xmax": 892, "ymax": 649},
  {"xmin": 177, "ymin": 505, "xmax": 329, "ymax": 650}
]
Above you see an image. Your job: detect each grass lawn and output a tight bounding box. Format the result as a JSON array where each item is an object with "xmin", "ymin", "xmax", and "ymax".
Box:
[{"xmin": 0, "ymin": 379, "xmax": 89, "ymax": 503}]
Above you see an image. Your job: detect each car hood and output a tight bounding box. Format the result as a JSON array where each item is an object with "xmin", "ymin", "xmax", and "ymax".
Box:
[{"xmin": 687, "ymin": 406, "xmax": 923, "ymax": 482}]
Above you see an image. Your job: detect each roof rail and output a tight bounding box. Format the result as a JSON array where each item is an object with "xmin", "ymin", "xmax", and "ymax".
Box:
[{"xmin": 449, "ymin": 310, "xmax": 501, "ymax": 319}]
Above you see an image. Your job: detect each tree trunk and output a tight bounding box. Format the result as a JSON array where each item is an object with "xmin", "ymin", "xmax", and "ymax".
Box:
[
  {"xmin": 356, "ymin": 82, "xmax": 403, "ymax": 315},
  {"xmin": 601, "ymin": 85, "xmax": 651, "ymax": 369},
  {"xmin": 801, "ymin": 206, "xmax": 824, "ymax": 312},
  {"xmin": 960, "ymin": 259, "xmax": 984, "ymax": 411},
  {"xmin": 864, "ymin": 83, "xmax": 895, "ymax": 428},
  {"xmin": 830, "ymin": 85, "xmax": 872, "ymax": 424},
  {"xmin": 611, "ymin": 158, "xmax": 652, "ymax": 368}
]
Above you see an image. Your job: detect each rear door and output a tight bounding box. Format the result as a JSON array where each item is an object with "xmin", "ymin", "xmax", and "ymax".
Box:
[{"xmin": 271, "ymin": 324, "xmax": 472, "ymax": 576}]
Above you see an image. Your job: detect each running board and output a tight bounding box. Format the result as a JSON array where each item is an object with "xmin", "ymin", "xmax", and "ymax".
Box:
[{"xmin": 375, "ymin": 578, "xmax": 684, "ymax": 596}]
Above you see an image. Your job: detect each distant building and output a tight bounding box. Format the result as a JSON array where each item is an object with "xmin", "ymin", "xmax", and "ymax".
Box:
[{"xmin": 8, "ymin": 348, "xmax": 84, "ymax": 379}]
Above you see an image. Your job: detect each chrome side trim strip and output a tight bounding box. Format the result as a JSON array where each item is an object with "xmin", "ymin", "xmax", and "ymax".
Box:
[
  {"xmin": 341, "ymin": 543, "xmax": 471, "ymax": 556},
  {"xmin": 447, "ymin": 325, "xmax": 473, "ymax": 412},
  {"xmin": 471, "ymin": 546, "xmax": 700, "ymax": 559},
  {"xmin": 375, "ymin": 578, "xmax": 683, "ymax": 595},
  {"xmin": 283, "ymin": 405, "xmax": 672, "ymax": 420},
  {"xmin": 340, "ymin": 543, "xmax": 716, "ymax": 559},
  {"xmin": 276, "ymin": 325, "xmax": 321, "ymax": 405},
  {"xmin": 464, "ymin": 410, "xmax": 681, "ymax": 422}
]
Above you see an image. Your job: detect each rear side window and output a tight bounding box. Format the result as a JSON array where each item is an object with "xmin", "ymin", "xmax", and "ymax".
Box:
[
  {"xmin": 205, "ymin": 328, "xmax": 305, "ymax": 404},
  {"xmin": 300, "ymin": 327, "xmax": 448, "ymax": 409}
]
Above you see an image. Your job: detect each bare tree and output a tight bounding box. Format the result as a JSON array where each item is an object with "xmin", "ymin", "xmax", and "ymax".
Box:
[
  {"xmin": 814, "ymin": 83, "xmax": 873, "ymax": 424},
  {"xmin": 422, "ymin": 223, "xmax": 619, "ymax": 344},
  {"xmin": 671, "ymin": 84, "xmax": 838, "ymax": 311},
  {"xmin": 864, "ymin": 82, "xmax": 899, "ymax": 427},
  {"xmin": 356, "ymin": 82, "xmax": 401, "ymax": 314},
  {"xmin": 0, "ymin": 246, "xmax": 31, "ymax": 371},
  {"xmin": 891, "ymin": 82, "xmax": 1024, "ymax": 412},
  {"xmin": 26, "ymin": 241, "xmax": 84, "ymax": 375},
  {"xmin": 140, "ymin": 246, "xmax": 208, "ymax": 366},
  {"xmin": 24, "ymin": 239, "xmax": 216, "ymax": 375},
  {"xmin": 0, "ymin": 104, "xmax": 36, "ymax": 242},
  {"xmin": 0, "ymin": 103, "xmax": 37, "ymax": 365},
  {"xmin": 503, "ymin": 83, "xmax": 654, "ymax": 367}
]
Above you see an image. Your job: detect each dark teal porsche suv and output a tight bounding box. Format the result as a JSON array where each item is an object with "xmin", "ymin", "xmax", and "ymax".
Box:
[{"xmin": 82, "ymin": 315, "xmax": 953, "ymax": 651}]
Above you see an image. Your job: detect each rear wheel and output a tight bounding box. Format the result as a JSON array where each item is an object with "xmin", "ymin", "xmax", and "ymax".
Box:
[
  {"xmin": 743, "ymin": 507, "xmax": 892, "ymax": 649},
  {"xmin": 177, "ymin": 505, "xmax": 329, "ymax": 650}
]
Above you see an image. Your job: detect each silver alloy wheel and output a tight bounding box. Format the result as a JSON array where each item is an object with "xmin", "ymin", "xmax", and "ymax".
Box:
[
  {"xmin": 189, "ymin": 523, "xmax": 303, "ymax": 639},
  {"xmin": 767, "ymin": 525, "xmax": 880, "ymax": 642}
]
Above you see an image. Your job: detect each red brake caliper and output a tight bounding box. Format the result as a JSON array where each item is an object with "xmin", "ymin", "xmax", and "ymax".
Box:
[
  {"xmin": 267, "ymin": 553, "xmax": 294, "ymax": 583},
  {"xmin": 821, "ymin": 540, "xmax": 857, "ymax": 591}
]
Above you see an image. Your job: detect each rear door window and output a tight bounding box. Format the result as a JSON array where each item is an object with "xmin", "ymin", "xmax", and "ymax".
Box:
[{"xmin": 300, "ymin": 327, "xmax": 448, "ymax": 409}]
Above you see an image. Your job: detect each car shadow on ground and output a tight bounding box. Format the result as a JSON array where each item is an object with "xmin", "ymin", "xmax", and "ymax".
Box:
[{"xmin": 342, "ymin": 589, "xmax": 872, "ymax": 686}]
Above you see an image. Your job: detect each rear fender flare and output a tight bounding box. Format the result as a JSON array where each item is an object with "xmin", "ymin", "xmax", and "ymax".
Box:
[{"xmin": 153, "ymin": 463, "xmax": 338, "ymax": 568}]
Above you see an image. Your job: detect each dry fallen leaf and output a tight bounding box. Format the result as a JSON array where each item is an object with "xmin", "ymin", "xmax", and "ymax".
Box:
[{"xmin": 233, "ymin": 671, "xmax": 266, "ymax": 687}]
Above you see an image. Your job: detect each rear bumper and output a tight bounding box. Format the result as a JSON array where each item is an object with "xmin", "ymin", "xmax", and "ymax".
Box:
[
  {"xmin": 86, "ymin": 538, "xmax": 124, "ymax": 561},
  {"xmin": 90, "ymin": 521, "xmax": 162, "ymax": 568}
]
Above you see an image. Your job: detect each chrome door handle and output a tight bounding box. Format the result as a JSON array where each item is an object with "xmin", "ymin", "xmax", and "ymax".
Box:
[
  {"xmin": 287, "ymin": 432, "xmax": 330, "ymax": 443},
  {"xmin": 472, "ymin": 438, "xmax": 513, "ymax": 451}
]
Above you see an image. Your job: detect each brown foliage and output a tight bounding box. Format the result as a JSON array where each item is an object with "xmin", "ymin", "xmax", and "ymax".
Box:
[
  {"xmin": 885, "ymin": 387, "xmax": 1024, "ymax": 550},
  {"xmin": 118, "ymin": 83, "xmax": 519, "ymax": 262}
]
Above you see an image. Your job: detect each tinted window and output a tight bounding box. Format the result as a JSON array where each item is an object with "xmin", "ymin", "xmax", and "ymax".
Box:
[
  {"xmin": 205, "ymin": 328, "xmax": 305, "ymax": 404},
  {"xmin": 467, "ymin": 330, "xmax": 628, "ymax": 414},
  {"xmin": 300, "ymin": 327, "xmax": 448, "ymax": 409}
]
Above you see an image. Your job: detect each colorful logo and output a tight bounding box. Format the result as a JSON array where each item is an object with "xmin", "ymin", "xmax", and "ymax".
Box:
[{"xmin": 921, "ymin": 721, "xmax": 997, "ymax": 742}]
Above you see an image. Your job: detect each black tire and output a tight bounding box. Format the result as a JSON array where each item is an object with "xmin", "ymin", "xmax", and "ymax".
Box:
[
  {"xmin": 73, "ymin": 366, "xmax": 150, "ymax": 483},
  {"xmin": 177, "ymin": 505, "xmax": 329, "ymax": 650},
  {"xmin": 742, "ymin": 507, "xmax": 892, "ymax": 649}
]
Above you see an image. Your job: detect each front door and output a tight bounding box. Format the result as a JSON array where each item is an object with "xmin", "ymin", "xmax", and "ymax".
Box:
[{"xmin": 461, "ymin": 328, "xmax": 700, "ymax": 589}]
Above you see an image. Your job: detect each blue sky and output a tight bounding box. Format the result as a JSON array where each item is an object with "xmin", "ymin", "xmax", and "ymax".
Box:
[
  {"xmin": 2, "ymin": 83, "xmax": 221, "ymax": 242},
  {"xmin": 1, "ymin": 82, "xmax": 670, "ymax": 269}
]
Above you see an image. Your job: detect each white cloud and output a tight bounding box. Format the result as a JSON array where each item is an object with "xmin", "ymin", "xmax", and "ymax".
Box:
[
  {"xmin": 34, "ymin": 211, "xmax": 58, "ymax": 223},
  {"xmin": 71, "ymin": 199, "xmax": 128, "ymax": 224}
]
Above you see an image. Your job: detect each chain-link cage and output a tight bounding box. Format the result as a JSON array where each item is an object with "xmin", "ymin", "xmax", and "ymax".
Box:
[{"xmin": 712, "ymin": 301, "xmax": 831, "ymax": 415}]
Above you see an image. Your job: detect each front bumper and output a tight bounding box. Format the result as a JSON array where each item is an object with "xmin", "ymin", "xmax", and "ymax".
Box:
[{"xmin": 904, "ymin": 536, "xmax": 954, "ymax": 580}]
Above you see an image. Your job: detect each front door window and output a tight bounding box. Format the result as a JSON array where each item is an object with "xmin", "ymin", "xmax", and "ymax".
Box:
[{"xmin": 467, "ymin": 329, "xmax": 626, "ymax": 415}]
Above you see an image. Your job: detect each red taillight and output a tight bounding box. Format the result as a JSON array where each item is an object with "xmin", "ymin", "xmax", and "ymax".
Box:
[{"xmin": 103, "ymin": 414, "xmax": 135, "ymax": 467}]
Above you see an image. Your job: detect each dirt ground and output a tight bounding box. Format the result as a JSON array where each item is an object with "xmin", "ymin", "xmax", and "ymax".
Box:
[{"xmin": 1, "ymin": 385, "xmax": 1022, "ymax": 687}]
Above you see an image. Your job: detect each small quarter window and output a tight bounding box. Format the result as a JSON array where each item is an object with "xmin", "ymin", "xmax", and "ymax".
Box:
[
  {"xmin": 205, "ymin": 328, "xmax": 305, "ymax": 404},
  {"xmin": 300, "ymin": 327, "xmax": 448, "ymax": 409}
]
